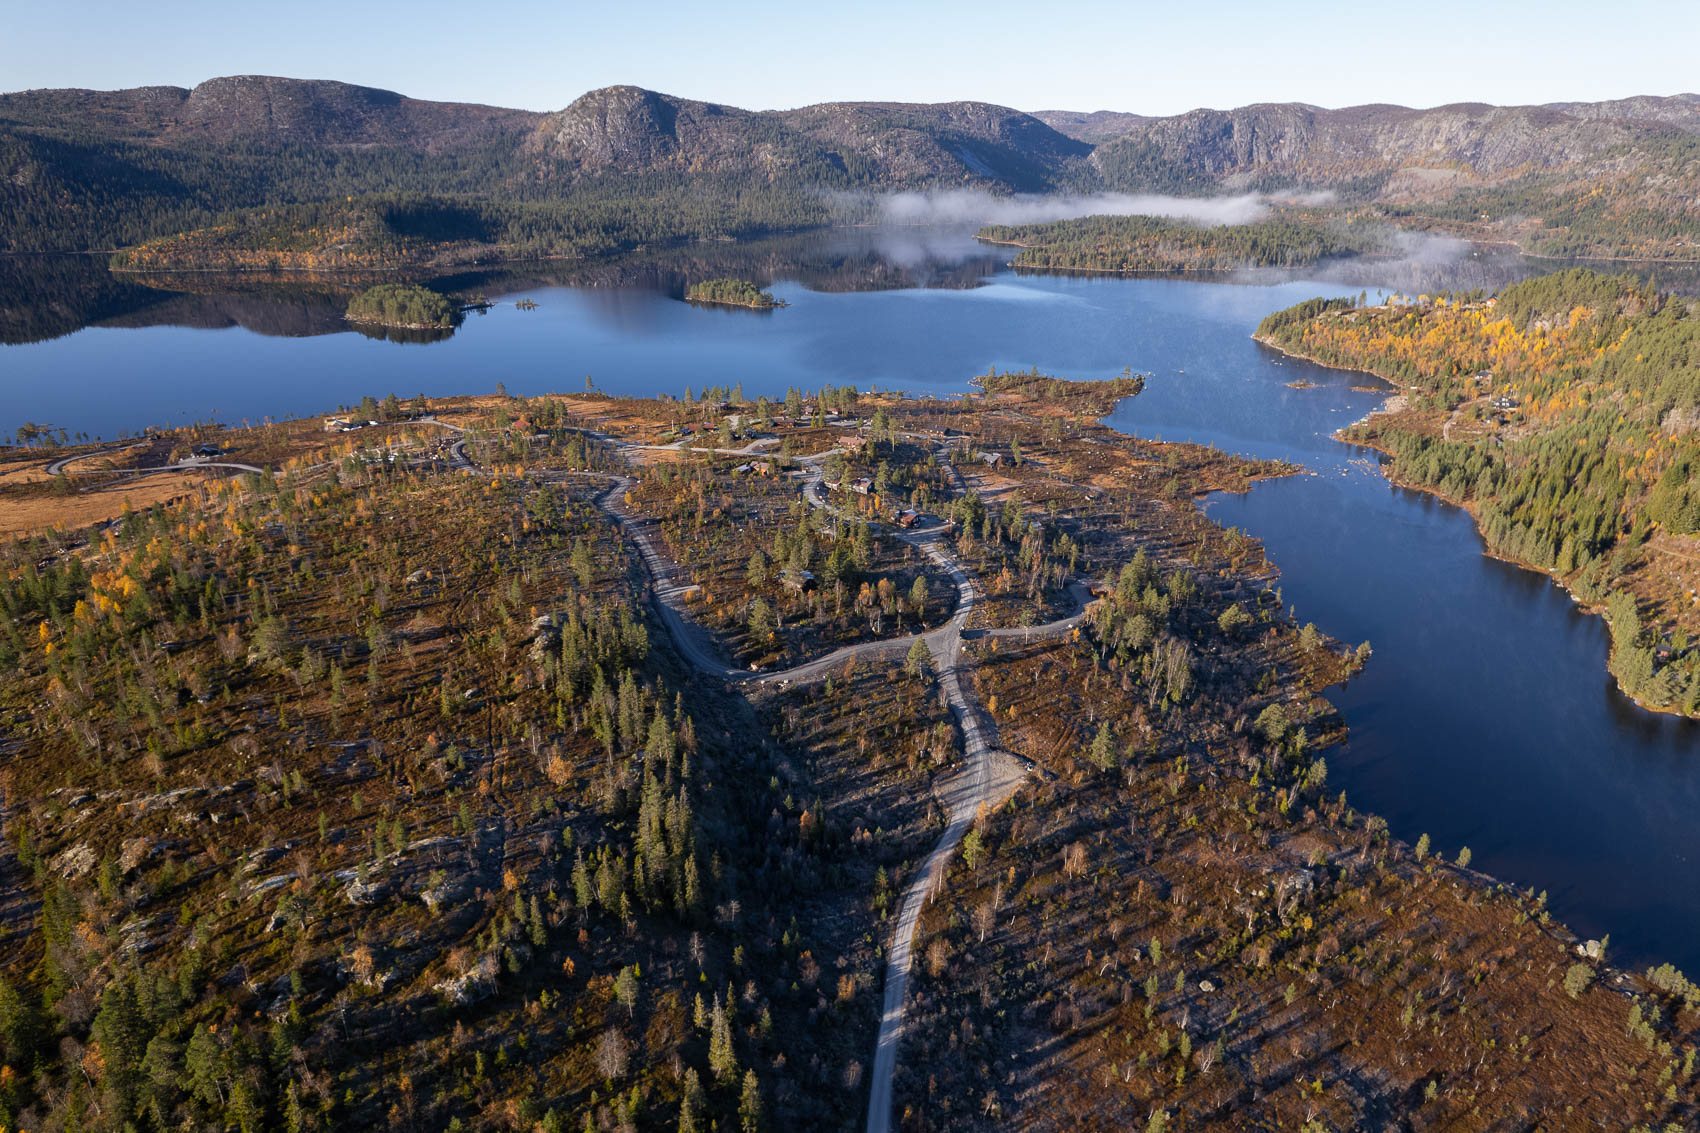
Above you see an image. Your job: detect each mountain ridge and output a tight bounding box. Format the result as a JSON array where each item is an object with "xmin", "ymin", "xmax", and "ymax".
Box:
[{"xmin": 10, "ymin": 75, "xmax": 1700, "ymax": 260}]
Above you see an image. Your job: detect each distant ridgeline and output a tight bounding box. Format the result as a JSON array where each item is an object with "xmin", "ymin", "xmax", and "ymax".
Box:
[
  {"xmin": 345, "ymin": 283, "xmax": 457, "ymax": 329},
  {"xmin": 12, "ymin": 76, "xmax": 1700, "ymax": 267},
  {"xmin": 977, "ymin": 212, "xmax": 1381, "ymax": 272},
  {"xmin": 685, "ymin": 278, "xmax": 784, "ymax": 308},
  {"xmin": 1257, "ymin": 269, "xmax": 1700, "ymax": 714},
  {"xmin": 0, "ymin": 76, "xmax": 1092, "ymax": 265}
]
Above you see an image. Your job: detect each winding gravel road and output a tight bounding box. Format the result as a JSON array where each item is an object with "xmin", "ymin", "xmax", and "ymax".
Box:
[{"xmin": 549, "ymin": 446, "xmax": 1092, "ymax": 1133}]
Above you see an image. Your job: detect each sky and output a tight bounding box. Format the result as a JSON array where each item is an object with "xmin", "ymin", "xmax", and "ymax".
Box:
[{"xmin": 4, "ymin": 0, "xmax": 1698, "ymax": 115}]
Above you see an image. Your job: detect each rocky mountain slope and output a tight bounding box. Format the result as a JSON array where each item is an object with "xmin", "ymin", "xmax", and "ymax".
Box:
[
  {"xmin": 527, "ymin": 85, "xmax": 1091, "ymax": 189},
  {"xmin": 1085, "ymin": 99, "xmax": 1662, "ymax": 191},
  {"xmin": 8, "ymin": 75, "xmax": 1700, "ymax": 259},
  {"xmin": 2, "ymin": 75, "xmax": 1091, "ymax": 194},
  {"xmin": 0, "ymin": 75, "xmax": 541, "ymax": 150},
  {"xmin": 0, "ymin": 76, "xmax": 1096, "ymax": 254}
]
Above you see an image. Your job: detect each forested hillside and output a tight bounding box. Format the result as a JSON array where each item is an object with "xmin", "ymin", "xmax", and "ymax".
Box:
[
  {"xmin": 14, "ymin": 76, "xmax": 1700, "ymax": 266},
  {"xmin": 0, "ymin": 76, "xmax": 1090, "ymax": 262},
  {"xmin": 1257, "ymin": 269, "xmax": 1700, "ymax": 713}
]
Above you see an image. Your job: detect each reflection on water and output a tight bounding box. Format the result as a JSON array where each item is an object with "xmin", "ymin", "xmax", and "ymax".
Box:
[
  {"xmin": 6, "ymin": 229, "xmax": 1700, "ymax": 974},
  {"xmin": 18, "ymin": 226, "xmax": 1699, "ymax": 352}
]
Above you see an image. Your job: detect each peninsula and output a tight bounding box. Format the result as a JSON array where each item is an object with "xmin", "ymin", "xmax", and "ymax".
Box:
[
  {"xmin": 0, "ymin": 374, "xmax": 1692, "ymax": 1132},
  {"xmin": 1258, "ymin": 269, "xmax": 1700, "ymax": 717}
]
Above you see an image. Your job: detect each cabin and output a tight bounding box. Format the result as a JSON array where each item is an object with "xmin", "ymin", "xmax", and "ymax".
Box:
[
  {"xmin": 781, "ymin": 569, "xmax": 818, "ymax": 593},
  {"xmin": 976, "ymin": 450, "xmax": 1003, "ymax": 467},
  {"xmin": 849, "ymin": 477, "xmax": 874, "ymax": 495},
  {"xmin": 1491, "ymin": 396, "xmax": 1520, "ymax": 411},
  {"xmin": 753, "ymin": 460, "xmax": 774, "ymax": 475},
  {"xmin": 192, "ymin": 444, "xmax": 222, "ymax": 458},
  {"xmin": 323, "ymin": 417, "xmax": 351, "ymax": 432},
  {"xmin": 838, "ymin": 435, "xmax": 867, "ymax": 452},
  {"xmin": 733, "ymin": 462, "xmax": 755, "ymax": 475},
  {"xmin": 897, "ymin": 509, "xmax": 921, "ymax": 528}
]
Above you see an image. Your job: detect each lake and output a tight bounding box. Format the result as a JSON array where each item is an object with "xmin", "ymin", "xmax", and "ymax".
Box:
[{"xmin": 4, "ymin": 232, "xmax": 1698, "ymax": 975}]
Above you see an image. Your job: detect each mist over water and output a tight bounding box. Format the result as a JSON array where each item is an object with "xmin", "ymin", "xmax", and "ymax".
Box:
[
  {"xmin": 849, "ymin": 189, "xmax": 1524, "ymax": 300},
  {"xmin": 873, "ymin": 188, "xmax": 1278, "ymax": 227}
]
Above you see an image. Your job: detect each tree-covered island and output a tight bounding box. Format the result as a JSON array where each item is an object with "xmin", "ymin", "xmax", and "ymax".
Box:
[
  {"xmin": 344, "ymin": 282, "xmax": 458, "ymax": 330},
  {"xmin": 684, "ymin": 278, "xmax": 786, "ymax": 309}
]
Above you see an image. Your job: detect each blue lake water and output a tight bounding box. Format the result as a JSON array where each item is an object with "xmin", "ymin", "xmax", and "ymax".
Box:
[{"xmin": 4, "ymin": 236, "xmax": 1698, "ymax": 974}]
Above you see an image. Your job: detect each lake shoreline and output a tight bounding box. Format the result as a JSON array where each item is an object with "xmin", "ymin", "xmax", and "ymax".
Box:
[
  {"xmin": 684, "ymin": 296, "xmax": 786, "ymax": 311},
  {"xmin": 1252, "ymin": 332, "xmax": 1692, "ymax": 723},
  {"xmin": 343, "ymin": 314, "xmax": 456, "ymax": 332}
]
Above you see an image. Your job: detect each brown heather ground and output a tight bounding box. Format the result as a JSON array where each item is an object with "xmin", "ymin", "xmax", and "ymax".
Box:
[{"xmin": 0, "ymin": 380, "xmax": 1689, "ymax": 1133}]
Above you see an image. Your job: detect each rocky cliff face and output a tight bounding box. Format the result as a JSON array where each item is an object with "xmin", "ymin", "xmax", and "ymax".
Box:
[
  {"xmin": 3, "ymin": 76, "xmax": 1091, "ymax": 190},
  {"xmin": 11, "ymin": 75, "xmax": 1699, "ymax": 197},
  {"xmin": 527, "ymin": 86, "xmax": 764, "ymax": 172},
  {"xmin": 527, "ymin": 86, "xmax": 1092, "ymax": 189},
  {"xmin": 1079, "ymin": 96, "xmax": 1699, "ymax": 193}
]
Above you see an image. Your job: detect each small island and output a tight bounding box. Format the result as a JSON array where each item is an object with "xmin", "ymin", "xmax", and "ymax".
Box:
[
  {"xmin": 345, "ymin": 282, "xmax": 459, "ymax": 329},
  {"xmin": 685, "ymin": 277, "xmax": 786, "ymax": 309}
]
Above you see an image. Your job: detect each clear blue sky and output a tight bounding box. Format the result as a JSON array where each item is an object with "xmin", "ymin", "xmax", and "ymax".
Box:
[{"xmin": 5, "ymin": 0, "xmax": 1697, "ymax": 115}]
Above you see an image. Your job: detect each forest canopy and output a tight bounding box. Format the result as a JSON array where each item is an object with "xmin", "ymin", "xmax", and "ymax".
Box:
[
  {"xmin": 977, "ymin": 213, "xmax": 1381, "ymax": 272},
  {"xmin": 1258, "ymin": 269, "xmax": 1700, "ymax": 713},
  {"xmin": 684, "ymin": 278, "xmax": 783, "ymax": 308}
]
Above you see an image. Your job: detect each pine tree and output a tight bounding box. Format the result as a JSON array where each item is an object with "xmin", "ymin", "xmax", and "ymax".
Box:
[
  {"xmin": 529, "ymin": 894, "xmax": 548, "ymax": 948},
  {"xmin": 708, "ymin": 994, "xmax": 737, "ymax": 1083},
  {"xmin": 906, "ymin": 637, "xmax": 931, "ymax": 678},
  {"xmin": 615, "ymin": 965, "xmax": 640, "ymax": 1020},
  {"xmin": 573, "ymin": 849, "xmax": 593, "ymax": 909},
  {"xmin": 683, "ymin": 854, "xmax": 703, "ymax": 920},
  {"xmin": 185, "ymin": 1024, "xmax": 226, "ymax": 1107},
  {"xmin": 0, "ymin": 974, "xmax": 39, "ymax": 1066},
  {"xmin": 909, "ymin": 576, "xmax": 928, "ymax": 620},
  {"xmin": 1088, "ymin": 721, "xmax": 1116, "ymax": 770},
  {"xmin": 285, "ymin": 1080, "xmax": 308, "ymax": 1133},
  {"xmin": 739, "ymin": 1070, "xmax": 763, "ymax": 1133}
]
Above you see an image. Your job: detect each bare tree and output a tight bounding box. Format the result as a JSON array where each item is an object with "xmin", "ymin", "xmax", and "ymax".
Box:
[
  {"xmin": 1196, "ymin": 1038, "xmax": 1220, "ymax": 1077},
  {"xmin": 596, "ymin": 1027, "xmax": 630, "ymax": 1080},
  {"xmin": 973, "ymin": 882, "xmax": 1003, "ymax": 943}
]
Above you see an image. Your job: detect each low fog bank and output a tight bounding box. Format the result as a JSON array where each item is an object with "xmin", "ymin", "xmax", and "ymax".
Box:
[
  {"xmin": 813, "ymin": 188, "xmax": 1576, "ymax": 295},
  {"xmin": 1220, "ymin": 228, "xmax": 1545, "ymax": 298},
  {"xmin": 862, "ymin": 188, "xmax": 1341, "ymax": 229}
]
